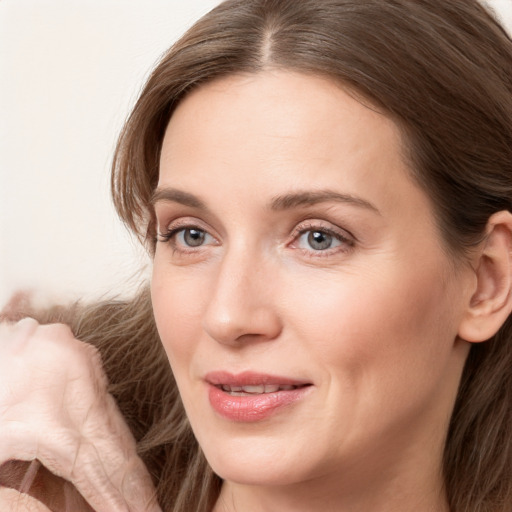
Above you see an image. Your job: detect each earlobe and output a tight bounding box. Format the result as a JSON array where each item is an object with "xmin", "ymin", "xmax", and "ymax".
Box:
[{"xmin": 458, "ymin": 211, "xmax": 512, "ymax": 343}]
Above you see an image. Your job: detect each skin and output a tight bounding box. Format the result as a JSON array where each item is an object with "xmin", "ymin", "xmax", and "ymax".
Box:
[
  {"xmin": 0, "ymin": 487, "xmax": 52, "ymax": 512},
  {"xmin": 151, "ymin": 71, "xmax": 476, "ymax": 511},
  {"xmin": 0, "ymin": 318, "xmax": 160, "ymax": 512}
]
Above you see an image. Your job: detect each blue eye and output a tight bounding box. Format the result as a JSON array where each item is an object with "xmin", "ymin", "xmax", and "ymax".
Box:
[
  {"xmin": 178, "ymin": 228, "xmax": 208, "ymax": 247},
  {"xmin": 157, "ymin": 226, "xmax": 215, "ymax": 249},
  {"xmin": 296, "ymin": 229, "xmax": 344, "ymax": 251}
]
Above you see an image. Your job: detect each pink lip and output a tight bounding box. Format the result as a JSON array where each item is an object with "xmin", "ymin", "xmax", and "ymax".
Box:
[{"xmin": 205, "ymin": 371, "xmax": 313, "ymax": 422}]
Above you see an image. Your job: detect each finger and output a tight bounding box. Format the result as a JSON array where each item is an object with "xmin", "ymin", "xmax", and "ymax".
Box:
[
  {"xmin": 0, "ymin": 423, "xmax": 131, "ymax": 512},
  {"xmin": 0, "ymin": 318, "xmax": 39, "ymax": 346},
  {"xmin": 0, "ymin": 460, "xmax": 94, "ymax": 512},
  {"xmin": 0, "ymin": 486, "xmax": 53, "ymax": 512},
  {"xmin": 115, "ymin": 456, "xmax": 162, "ymax": 512},
  {"xmin": 82, "ymin": 395, "xmax": 162, "ymax": 512},
  {"xmin": 73, "ymin": 420, "xmax": 161, "ymax": 512},
  {"xmin": 62, "ymin": 383, "xmax": 160, "ymax": 512}
]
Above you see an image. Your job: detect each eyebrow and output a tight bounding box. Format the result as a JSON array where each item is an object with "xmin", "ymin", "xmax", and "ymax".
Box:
[
  {"xmin": 151, "ymin": 188, "xmax": 207, "ymax": 209},
  {"xmin": 151, "ymin": 187, "xmax": 380, "ymax": 215},
  {"xmin": 270, "ymin": 190, "xmax": 380, "ymax": 214}
]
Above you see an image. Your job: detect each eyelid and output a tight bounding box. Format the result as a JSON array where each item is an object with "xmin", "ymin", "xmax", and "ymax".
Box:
[
  {"xmin": 157, "ymin": 216, "xmax": 212, "ymax": 236},
  {"xmin": 156, "ymin": 217, "xmax": 219, "ymax": 245},
  {"xmin": 288, "ymin": 220, "xmax": 355, "ymax": 255},
  {"xmin": 290, "ymin": 219, "xmax": 355, "ymax": 242}
]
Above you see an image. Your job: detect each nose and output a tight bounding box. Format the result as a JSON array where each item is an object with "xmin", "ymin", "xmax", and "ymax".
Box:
[{"xmin": 202, "ymin": 248, "xmax": 283, "ymax": 346}]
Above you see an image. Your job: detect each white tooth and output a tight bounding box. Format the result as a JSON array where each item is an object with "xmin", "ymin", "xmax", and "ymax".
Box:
[
  {"xmin": 242, "ymin": 385, "xmax": 265, "ymax": 394},
  {"xmin": 221, "ymin": 385, "xmax": 243, "ymax": 392},
  {"xmin": 279, "ymin": 385, "xmax": 295, "ymax": 391},
  {"xmin": 264, "ymin": 385, "xmax": 280, "ymax": 393}
]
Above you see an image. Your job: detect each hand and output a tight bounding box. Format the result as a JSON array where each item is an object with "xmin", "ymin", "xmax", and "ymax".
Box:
[
  {"xmin": 0, "ymin": 486, "xmax": 53, "ymax": 512},
  {"xmin": 0, "ymin": 318, "xmax": 161, "ymax": 512}
]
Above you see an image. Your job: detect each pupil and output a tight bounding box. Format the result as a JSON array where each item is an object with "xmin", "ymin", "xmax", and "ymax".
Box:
[
  {"xmin": 184, "ymin": 229, "xmax": 205, "ymax": 247},
  {"xmin": 308, "ymin": 231, "xmax": 332, "ymax": 250}
]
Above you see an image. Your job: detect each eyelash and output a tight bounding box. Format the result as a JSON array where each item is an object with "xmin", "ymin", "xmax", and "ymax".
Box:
[
  {"xmin": 290, "ymin": 222, "xmax": 354, "ymax": 257},
  {"xmin": 157, "ymin": 226, "xmax": 194, "ymax": 243},
  {"xmin": 156, "ymin": 220, "xmax": 355, "ymax": 257},
  {"xmin": 156, "ymin": 222, "xmax": 213, "ymax": 255}
]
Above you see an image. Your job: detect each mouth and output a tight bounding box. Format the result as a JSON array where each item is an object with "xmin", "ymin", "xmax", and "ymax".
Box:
[
  {"xmin": 205, "ymin": 371, "xmax": 313, "ymax": 422},
  {"xmin": 216, "ymin": 383, "xmax": 308, "ymax": 396}
]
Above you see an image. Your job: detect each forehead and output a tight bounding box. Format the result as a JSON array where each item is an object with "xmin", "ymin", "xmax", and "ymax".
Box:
[
  {"xmin": 158, "ymin": 71, "xmax": 430, "ymax": 225},
  {"xmin": 161, "ymin": 71, "xmax": 399, "ymax": 166}
]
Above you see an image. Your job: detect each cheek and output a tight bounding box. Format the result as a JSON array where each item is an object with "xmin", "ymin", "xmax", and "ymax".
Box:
[
  {"xmin": 150, "ymin": 265, "xmax": 207, "ymax": 373},
  {"xmin": 286, "ymin": 259, "xmax": 458, "ymax": 391},
  {"xmin": 279, "ymin": 261, "xmax": 462, "ymax": 455}
]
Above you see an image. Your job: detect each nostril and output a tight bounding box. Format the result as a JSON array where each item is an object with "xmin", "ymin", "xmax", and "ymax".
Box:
[{"xmin": 203, "ymin": 307, "xmax": 283, "ymax": 347}]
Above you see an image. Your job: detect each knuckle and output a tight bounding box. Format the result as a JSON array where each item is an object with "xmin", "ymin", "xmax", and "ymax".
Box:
[
  {"xmin": 15, "ymin": 317, "xmax": 39, "ymax": 331},
  {"xmin": 0, "ymin": 421, "xmax": 38, "ymax": 461},
  {"xmin": 19, "ymin": 323, "xmax": 76, "ymax": 359},
  {"xmin": 77, "ymin": 345, "xmax": 107, "ymax": 386},
  {"xmin": 39, "ymin": 322, "xmax": 75, "ymax": 343},
  {"xmin": 0, "ymin": 318, "xmax": 38, "ymax": 349},
  {"xmin": 82, "ymin": 342, "xmax": 102, "ymax": 363},
  {"xmin": 38, "ymin": 428, "xmax": 81, "ymax": 480},
  {"xmin": 77, "ymin": 344, "xmax": 108, "ymax": 388},
  {"xmin": 35, "ymin": 324, "xmax": 94, "ymax": 370}
]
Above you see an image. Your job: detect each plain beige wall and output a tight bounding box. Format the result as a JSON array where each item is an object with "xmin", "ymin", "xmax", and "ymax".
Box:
[
  {"xmin": 0, "ymin": 0, "xmax": 511, "ymax": 307},
  {"xmin": 0, "ymin": 0, "xmax": 220, "ymax": 306}
]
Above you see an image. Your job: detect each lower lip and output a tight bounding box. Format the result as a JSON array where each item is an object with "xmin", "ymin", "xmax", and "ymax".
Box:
[{"xmin": 207, "ymin": 384, "xmax": 311, "ymax": 422}]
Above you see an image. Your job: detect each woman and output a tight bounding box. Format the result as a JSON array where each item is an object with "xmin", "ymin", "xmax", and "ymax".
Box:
[{"xmin": 1, "ymin": 0, "xmax": 512, "ymax": 510}]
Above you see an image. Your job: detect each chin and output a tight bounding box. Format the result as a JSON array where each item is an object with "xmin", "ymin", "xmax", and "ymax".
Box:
[
  {"xmin": 212, "ymin": 460, "xmax": 302, "ymax": 487},
  {"xmin": 201, "ymin": 436, "xmax": 320, "ymax": 487}
]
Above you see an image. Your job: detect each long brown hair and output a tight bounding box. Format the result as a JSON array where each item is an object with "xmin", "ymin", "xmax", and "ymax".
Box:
[{"xmin": 15, "ymin": 1, "xmax": 512, "ymax": 510}]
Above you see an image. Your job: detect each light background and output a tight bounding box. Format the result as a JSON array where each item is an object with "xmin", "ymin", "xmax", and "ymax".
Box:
[{"xmin": 0, "ymin": 0, "xmax": 511, "ymax": 307}]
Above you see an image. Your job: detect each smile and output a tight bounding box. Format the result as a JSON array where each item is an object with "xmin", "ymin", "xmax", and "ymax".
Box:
[
  {"xmin": 218, "ymin": 384, "xmax": 301, "ymax": 395},
  {"xmin": 205, "ymin": 372, "xmax": 313, "ymax": 422}
]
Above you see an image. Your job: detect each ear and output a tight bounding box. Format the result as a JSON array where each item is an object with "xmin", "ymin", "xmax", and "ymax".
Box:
[{"xmin": 458, "ymin": 211, "xmax": 512, "ymax": 343}]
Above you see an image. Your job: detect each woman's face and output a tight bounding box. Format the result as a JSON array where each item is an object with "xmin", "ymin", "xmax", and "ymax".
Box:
[{"xmin": 151, "ymin": 72, "xmax": 473, "ymax": 498}]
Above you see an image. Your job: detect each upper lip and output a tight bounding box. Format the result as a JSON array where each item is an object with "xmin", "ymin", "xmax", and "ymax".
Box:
[{"xmin": 204, "ymin": 371, "xmax": 312, "ymax": 387}]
